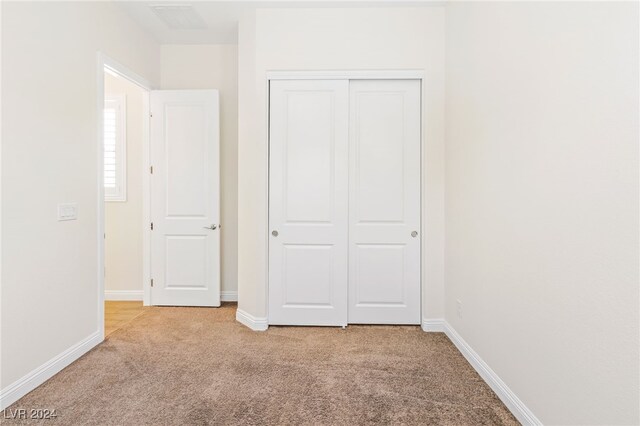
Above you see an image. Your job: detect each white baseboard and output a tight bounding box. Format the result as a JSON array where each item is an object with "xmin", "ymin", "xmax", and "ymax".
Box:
[
  {"xmin": 421, "ymin": 318, "xmax": 446, "ymax": 332},
  {"xmin": 424, "ymin": 322, "xmax": 541, "ymax": 426},
  {"xmin": 221, "ymin": 291, "xmax": 238, "ymax": 302},
  {"xmin": 0, "ymin": 330, "xmax": 102, "ymax": 410},
  {"xmin": 105, "ymin": 290, "xmax": 143, "ymax": 301},
  {"xmin": 235, "ymin": 309, "xmax": 268, "ymax": 331}
]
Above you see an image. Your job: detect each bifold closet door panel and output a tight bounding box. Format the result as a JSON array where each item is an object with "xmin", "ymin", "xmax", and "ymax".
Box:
[
  {"xmin": 268, "ymin": 80, "xmax": 349, "ymax": 326},
  {"xmin": 348, "ymin": 80, "xmax": 421, "ymax": 324}
]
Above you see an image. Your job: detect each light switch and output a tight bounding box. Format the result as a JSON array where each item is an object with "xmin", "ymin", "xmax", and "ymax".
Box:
[{"xmin": 58, "ymin": 203, "xmax": 78, "ymax": 221}]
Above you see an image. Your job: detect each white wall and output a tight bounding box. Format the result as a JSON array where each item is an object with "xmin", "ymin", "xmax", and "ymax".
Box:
[
  {"xmin": 104, "ymin": 74, "xmax": 145, "ymax": 299},
  {"xmin": 445, "ymin": 2, "xmax": 639, "ymax": 424},
  {"xmin": 237, "ymin": 8, "xmax": 260, "ymax": 318},
  {"xmin": 237, "ymin": 7, "xmax": 446, "ymax": 322},
  {"xmin": 0, "ymin": 0, "xmax": 3, "ymax": 391},
  {"xmin": 2, "ymin": 2, "xmax": 637, "ymax": 423},
  {"xmin": 1, "ymin": 0, "xmax": 159, "ymax": 397},
  {"xmin": 161, "ymin": 44, "xmax": 238, "ymax": 299}
]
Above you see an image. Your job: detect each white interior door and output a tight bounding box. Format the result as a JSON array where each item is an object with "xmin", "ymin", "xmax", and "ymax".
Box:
[
  {"xmin": 348, "ymin": 80, "xmax": 421, "ymax": 324},
  {"xmin": 268, "ymin": 80, "xmax": 349, "ymax": 326},
  {"xmin": 150, "ymin": 90, "xmax": 220, "ymax": 307}
]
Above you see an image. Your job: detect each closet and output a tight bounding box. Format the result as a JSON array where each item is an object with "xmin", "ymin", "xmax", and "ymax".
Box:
[{"xmin": 268, "ymin": 78, "xmax": 421, "ymax": 326}]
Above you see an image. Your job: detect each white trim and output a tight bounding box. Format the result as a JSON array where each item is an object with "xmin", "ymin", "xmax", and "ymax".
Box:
[
  {"xmin": 419, "ymin": 77, "xmax": 425, "ymax": 326},
  {"xmin": 142, "ymin": 93, "xmax": 151, "ymax": 306},
  {"xmin": 105, "ymin": 290, "xmax": 143, "ymax": 301},
  {"xmin": 102, "ymin": 54, "xmax": 153, "ymax": 92},
  {"xmin": 236, "ymin": 309, "xmax": 268, "ymax": 331},
  {"xmin": 96, "ymin": 53, "xmax": 106, "ymax": 344},
  {"xmin": 266, "ymin": 69, "xmax": 425, "ymax": 80},
  {"xmin": 0, "ymin": 331, "xmax": 101, "ymax": 410},
  {"xmin": 421, "ymin": 318, "xmax": 445, "ymax": 332},
  {"xmin": 221, "ymin": 291, "xmax": 238, "ymax": 302},
  {"xmin": 263, "ymin": 76, "xmax": 271, "ymax": 326},
  {"xmin": 424, "ymin": 322, "xmax": 542, "ymax": 426}
]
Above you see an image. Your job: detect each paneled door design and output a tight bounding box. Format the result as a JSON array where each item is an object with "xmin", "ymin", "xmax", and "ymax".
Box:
[
  {"xmin": 348, "ymin": 80, "xmax": 421, "ymax": 324},
  {"xmin": 268, "ymin": 78, "xmax": 420, "ymax": 326},
  {"xmin": 150, "ymin": 90, "xmax": 220, "ymax": 306},
  {"xmin": 268, "ymin": 80, "xmax": 349, "ymax": 326}
]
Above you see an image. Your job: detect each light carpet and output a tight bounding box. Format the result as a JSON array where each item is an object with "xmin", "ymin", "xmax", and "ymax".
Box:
[{"xmin": 6, "ymin": 304, "xmax": 518, "ymax": 425}]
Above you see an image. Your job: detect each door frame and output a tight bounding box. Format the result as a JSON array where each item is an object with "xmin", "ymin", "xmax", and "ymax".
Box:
[
  {"xmin": 265, "ymin": 70, "xmax": 425, "ymax": 327},
  {"xmin": 96, "ymin": 52, "xmax": 154, "ymax": 341}
]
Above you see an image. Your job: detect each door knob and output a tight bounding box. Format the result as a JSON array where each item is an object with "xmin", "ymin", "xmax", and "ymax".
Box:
[
  {"xmin": 272, "ymin": 230, "xmax": 279, "ymax": 237},
  {"xmin": 411, "ymin": 231, "xmax": 418, "ymax": 237},
  {"xmin": 203, "ymin": 224, "xmax": 218, "ymax": 230}
]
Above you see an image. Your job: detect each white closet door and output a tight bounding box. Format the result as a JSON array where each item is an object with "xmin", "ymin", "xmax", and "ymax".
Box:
[
  {"xmin": 348, "ymin": 80, "xmax": 421, "ymax": 324},
  {"xmin": 268, "ymin": 80, "xmax": 349, "ymax": 326}
]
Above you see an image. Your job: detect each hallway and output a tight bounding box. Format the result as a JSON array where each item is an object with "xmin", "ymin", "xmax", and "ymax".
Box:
[{"xmin": 105, "ymin": 301, "xmax": 147, "ymax": 337}]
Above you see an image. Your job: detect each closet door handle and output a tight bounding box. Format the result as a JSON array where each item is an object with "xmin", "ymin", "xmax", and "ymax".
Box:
[
  {"xmin": 203, "ymin": 224, "xmax": 218, "ymax": 230},
  {"xmin": 272, "ymin": 230, "xmax": 279, "ymax": 237},
  {"xmin": 411, "ymin": 231, "xmax": 418, "ymax": 238}
]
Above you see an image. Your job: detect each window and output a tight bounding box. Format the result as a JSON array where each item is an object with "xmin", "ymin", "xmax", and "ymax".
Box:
[{"xmin": 104, "ymin": 95, "xmax": 126, "ymax": 201}]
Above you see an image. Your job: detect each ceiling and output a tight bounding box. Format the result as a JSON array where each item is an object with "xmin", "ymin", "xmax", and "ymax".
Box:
[{"xmin": 117, "ymin": 1, "xmax": 444, "ymax": 45}]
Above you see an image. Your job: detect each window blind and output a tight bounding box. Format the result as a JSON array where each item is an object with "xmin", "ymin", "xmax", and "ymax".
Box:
[{"xmin": 104, "ymin": 96, "xmax": 126, "ymax": 201}]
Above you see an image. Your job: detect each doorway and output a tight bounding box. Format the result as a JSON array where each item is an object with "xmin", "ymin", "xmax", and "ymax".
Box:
[
  {"xmin": 97, "ymin": 54, "xmax": 223, "ymax": 339},
  {"xmin": 102, "ymin": 63, "xmax": 150, "ymax": 336},
  {"xmin": 97, "ymin": 54, "xmax": 152, "ymax": 339}
]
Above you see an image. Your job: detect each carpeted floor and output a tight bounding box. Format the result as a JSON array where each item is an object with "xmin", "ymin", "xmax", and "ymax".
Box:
[{"xmin": 6, "ymin": 304, "xmax": 518, "ymax": 425}]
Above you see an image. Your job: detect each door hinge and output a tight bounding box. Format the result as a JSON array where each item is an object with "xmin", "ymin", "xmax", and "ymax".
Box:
[
  {"xmin": 150, "ymin": 165, "xmax": 153, "ymax": 174},
  {"xmin": 150, "ymin": 222, "xmax": 154, "ymax": 230},
  {"xmin": 150, "ymin": 278, "xmax": 154, "ymax": 287}
]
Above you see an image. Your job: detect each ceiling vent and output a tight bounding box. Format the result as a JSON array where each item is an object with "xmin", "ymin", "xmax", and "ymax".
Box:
[{"xmin": 150, "ymin": 4, "xmax": 207, "ymax": 30}]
